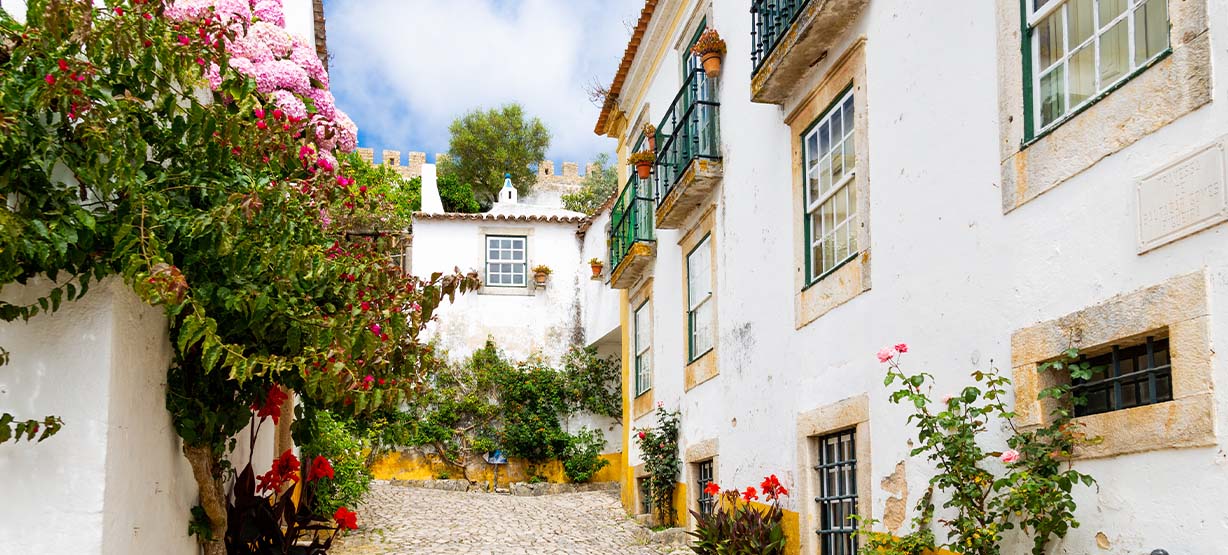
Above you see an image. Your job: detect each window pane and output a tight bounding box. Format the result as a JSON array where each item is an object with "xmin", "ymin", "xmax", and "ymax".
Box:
[
  {"xmin": 1037, "ymin": 11, "xmax": 1064, "ymax": 68},
  {"xmin": 687, "ymin": 238, "xmax": 712, "ymax": 307},
  {"xmin": 1068, "ymin": 0, "xmax": 1095, "ymax": 47},
  {"xmin": 1069, "ymin": 44, "xmax": 1095, "ymax": 106},
  {"xmin": 830, "ymin": 109, "xmax": 843, "ymax": 143},
  {"xmin": 1040, "ymin": 65, "xmax": 1065, "ymax": 126},
  {"xmin": 819, "ymin": 156, "xmax": 832, "ymax": 195},
  {"xmin": 1099, "ymin": 0, "xmax": 1127, "ymax": 24},
  {"xmin": 808, "ymin": 174, "xmax": 820, "ymax": 206},
  {"xmin": 831, "ymin": 144, "xmax": 844, "ymax": 182},
  {"xmin": 500, "ymin": 239, "xmax": 511, "ymax": 249},
  {"xmin": 692, "ymin": 300, "xmax": 713, "ymax": 355},
  {"xmin": 1034, "ymin": 0, "xmax": 1052, "ymax": 10},
  {"xmin": 1134, "ymin": 0, "xmax": 1168, "ymax": 65},
  {"xmin": 1099, "ymin": 19, "xmax": 1129, "ymax": 86},
  {"xmin": 842, "ymin": 96, "xmax": 854, "ymax": 131},
  {"xmin": 807, "ymin": 133, "xmax": 819, "ymax": 168},
  {"xmin": 819, "ymin": 122, "xmax": 831, "ymax": 157}
]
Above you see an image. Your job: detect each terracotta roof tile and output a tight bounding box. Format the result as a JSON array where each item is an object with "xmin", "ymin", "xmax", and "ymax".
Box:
[
  {"xmin": 594, "ymin": 0, "xmax": 659, "ymax": 136},
  {"xmin": 413, "ymin": 212, "xmax": 588, "ymax": 225}
]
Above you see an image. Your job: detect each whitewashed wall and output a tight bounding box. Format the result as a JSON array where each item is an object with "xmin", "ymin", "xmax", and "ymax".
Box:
[
  {"xmin": 617, "ymin": 0, "xmax": 1228, "ymax": 552},
  {"xmin": 0, "ymin": 279, "xmax": 198, "ymax": 555}
]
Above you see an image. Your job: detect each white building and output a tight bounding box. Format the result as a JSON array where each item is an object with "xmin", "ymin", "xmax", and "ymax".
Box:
[{"xmin": 594, "ymin": 1, "xmax": 1228, "ymax": 554}]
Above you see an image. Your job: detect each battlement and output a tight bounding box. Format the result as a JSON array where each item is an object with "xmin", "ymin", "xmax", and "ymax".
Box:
[{"xmin": 356, "ymin": 147, "xmax": 591, "ymax": 191}]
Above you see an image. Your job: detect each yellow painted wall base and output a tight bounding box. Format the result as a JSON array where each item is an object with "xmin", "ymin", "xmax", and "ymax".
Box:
[{"xmin": 370, "ymin": 449, "xmax": 623, "ymax": 487}]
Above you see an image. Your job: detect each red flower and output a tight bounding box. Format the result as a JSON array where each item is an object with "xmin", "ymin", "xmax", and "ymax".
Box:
[
  {"xmin": 44, "ymin": 74, "xmax": 55, "ymax": 85},
  {"xmin": 894, "ymin": 343, "xmax": 909, "ymax": 354},
  {"xmin": 637, "ymin": 431, "xmax": 645, "ymax": 440},
  {"xmin": 307, "ymin": 455, "xmax": 335, "ymax": 482},
  {"xmin": 256, "ymin": 449, "xmax": 301, "ymax": 493},
  {"xmin": 256, "ymin": 120, "xmax": 267, "ymax": 130},
  {"xmin": 703, "ymin": 482, "xmax": 721, "ymax": 496},
  {"xmin": 254, "ymin": 107, "xmax": 265, "ymax": 119},
  {"xmin": 741, "ymin": 487, "xmax": 758, "ymax": 501},
  {"xmin": 333, "ymin": 507, "xmax": 358, "ymax": 530},
  {"xmin": 369, "ymin": 323, "xmax": 381, "ymax": 335},
  {"xmin": 360, "ymin": 301, "xmax": 371, "ymax": 311},
  {"xmin": 178, "ymin": 35, "xmax": 190, "ymax": 45},
  {"xmin": 143, "ymin": 12, "xmax": 153, "ymax": 20},
  {"xmin": 252, "ymin": 385, "xmax": 289, "ymax": 424},
  {"xmin": 760, "ymin": 474, "xmax": 789, "ymax": 500},
  {"xmin": 57, "ymin": 59, "xmax": 68, "ymax": 71},
  {"xmin": 113, "ymin": 6, "xmax": 124, "ymax": 16}
]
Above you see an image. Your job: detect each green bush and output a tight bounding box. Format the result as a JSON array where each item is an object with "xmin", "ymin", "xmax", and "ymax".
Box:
[
  {"xmin": 498, "ymin": 358, "xmax": 570, "ymax": 462},
  {"xmin": 562, "ymin": 427, "xmax": 610, "ymax": 483},
  {"xmin": 303, "ymin": 411, "xmax": 372, "ymax": 516}
]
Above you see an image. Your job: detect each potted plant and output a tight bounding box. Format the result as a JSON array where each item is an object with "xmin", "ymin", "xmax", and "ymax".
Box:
[
  {"xmin": 532, "ymin": 265, "xmax": 552, "ymax": 285},
  {"xmin": 691, "ymin": 28, "xmax": 727, "ymax": 78},
  {"xmin": 643, "ymin": 122, "xmax": 657, "ymax": 152},
  {"xmin": 589, "ymin": 257, "xmax": 604, "ymax": 278},
  {"xmin": 629, "ymin": 150, "xmax": 655, "ymax": 180}
]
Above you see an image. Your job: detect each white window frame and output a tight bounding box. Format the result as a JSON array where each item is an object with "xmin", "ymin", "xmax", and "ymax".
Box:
[
  {"xmin": 634, "ymin": 300, "xmax": 653, "ymax": 397},
  {"xmin": 803, "ymin": 89, "xmax": 858, "ymax": 285},
  {"xmin": 484, "ymin": 235, "xmax": 527, "ymax": 287},
  {"xmin": 686, "ymin": 235, "xmax": 714, "ymax": 362},
  {"xmin": 1027, "ymin": 0, "xmax": 1170, "ymax": 135}
]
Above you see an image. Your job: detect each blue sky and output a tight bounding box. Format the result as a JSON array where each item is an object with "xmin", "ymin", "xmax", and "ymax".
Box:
[{"xmin": 322, "ymin": 0, "xmax": 642, "ymax": 167}]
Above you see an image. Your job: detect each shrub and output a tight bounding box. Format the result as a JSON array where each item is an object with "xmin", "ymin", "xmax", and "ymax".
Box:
[
  {"xmin": 302, "ymin": 411, "xmax": 372, "ymax": 517},
  {"xmin": 562, "ymin": 427, "xmax": 610, "ymax": 483},
  {"xmin": 635, "ymin": 405, "xmax": 680, "ymax": 525},
  {"xmin": 688, "ymin": 476, "xmax": 789, "ymax": 555}
]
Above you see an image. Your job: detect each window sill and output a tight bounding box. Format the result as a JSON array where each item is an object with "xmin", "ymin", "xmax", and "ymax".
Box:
[
  {"xmin": 684, "ymin": 349, "xmax": 717, "ymax": 391},
  {"xmin": 478, "ymin": 286, "xmax": 534, "ymax": 297},
  {"xmin": 632, "ymin": 388, "xmax": 655, "ymax": 420}
]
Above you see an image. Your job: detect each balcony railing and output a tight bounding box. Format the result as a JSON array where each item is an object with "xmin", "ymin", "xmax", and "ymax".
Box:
[
  {"xmin": 654, "ymin": 67, "xmax": 720, "ymax": 206},
  {"xmin": 608, "ymin": 173, "xmax": 655, "ymax": 271},
  {"xmin": 751, "ymin": 0, "xmax": 813, "ymax": 74}
]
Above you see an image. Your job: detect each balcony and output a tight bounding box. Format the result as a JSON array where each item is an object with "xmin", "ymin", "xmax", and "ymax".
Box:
[
  {"xmin": 749, "ymin": 0, "xmax": 868, "ymax": 105},
  {"xmin": 653, "ymin": 67, "xmax": 723, "ymax": 230},
  {"xmin": 608, "ymin": 173, "xmax": 656, "ymax": 290}
]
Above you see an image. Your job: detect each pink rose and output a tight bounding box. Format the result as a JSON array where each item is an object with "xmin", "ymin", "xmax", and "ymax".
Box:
[
  {"xmin": 941, "ymin": 394, "xmax": 954, "ymax": 405},
  {"xmin": 876, "ymin": 347, "xmax": 895, "ymax": 363},
  {"xmin": 1000, "ymin": 449, "xmax": 1021, "ymax": 464},
  {"xmin": 894, "ymin": 343, "xmax": 908, "ymax": 353}
]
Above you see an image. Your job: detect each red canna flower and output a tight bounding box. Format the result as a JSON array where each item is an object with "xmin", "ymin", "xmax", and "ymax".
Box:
[
  {"xmin": 333, "ymin": 507, "xmax": 358, "ymax": 530},
  {"xmin": 307, "ymin": 455, "xmax": 335, "ymax": 482},
  {"xmin": 741, "ymin": 487, "xmax": 758, "ymax": 502},
  {"xmin": 256, "ymin": 449, "xmax": 301, "ymax": 493},
  {"xmin": 703, "ymin": 482, "xmax": 721, "ymax": 496},
  {"xmin": 252, "ymin": 385, "xmax": 289, "ymax": 424}
]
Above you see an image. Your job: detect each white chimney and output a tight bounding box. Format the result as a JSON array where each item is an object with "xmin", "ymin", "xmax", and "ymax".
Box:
[
  {"xmin": 420, "ymin": 163, "xmax": 444, "ymax": 214},
  {"xmin": 497, "ymin": 173, "xmax": 518, "ymax": 205}
]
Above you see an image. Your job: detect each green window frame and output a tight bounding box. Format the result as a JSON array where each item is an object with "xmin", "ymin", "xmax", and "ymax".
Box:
[
  {"xmin": 682, "ymin": 18, "xmax": 707, "ymax": 80},
  {"xmin": 686, "ymin": 234, "xmax": 714, "ymax": 362},
  {"xmin": 484, "ymin": 235, "xmax": 526, "ymax": 287},
  {"xmin": 1022, "ymin": 0, "xmax": 1171, "ymax": 142},
  {"xmin": 634, "ymin": 300, "xmax": 652, "ymax": 397},
  {"xmin": 802, "ymin": 87, "xmax": 858, "ymax": 286}
]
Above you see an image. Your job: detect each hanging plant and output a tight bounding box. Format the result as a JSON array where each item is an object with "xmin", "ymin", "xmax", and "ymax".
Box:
[
  {"xmin": 629, "ymin": 150, "xmax": 656, "ymax": 180},
  {"xmin": 691, "ymin": 28, "xmax": 727, "ymax": 78}
]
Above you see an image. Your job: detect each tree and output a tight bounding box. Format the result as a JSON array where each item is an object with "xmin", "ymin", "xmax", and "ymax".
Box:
[
  {"xmin": 561, "ymin": 153, "xmax": 619, "ymax": 215},
  {"xmin": 441, "ymin": 104, "xmax": 550, "ymax": 202},
  {"xmin": 339, "ymin": 151, "xmax": 419, "ymax": 230},
  {"xmin": 0, "ymin": 3, "xmax": 479, "ymax": 554}
]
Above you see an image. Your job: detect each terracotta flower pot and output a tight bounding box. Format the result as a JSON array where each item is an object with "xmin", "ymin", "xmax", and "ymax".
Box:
[
  {"xmin": 701, "ymin": 52, "xmax": 722, "ymax": 78},
  {"xmin": 647, "ymin": 135, "xmax": 656, "ymax": 151},
  {"xmin": 534, "ymin": 272, "xmax": 548, "ymax": 285},
  {"xmin": 635, "ymin": 161, "xmax": 652, "ymax": 179},
  {"xmin": 590, "ymin": 263, "xmax": 603, "ymax": 278}
]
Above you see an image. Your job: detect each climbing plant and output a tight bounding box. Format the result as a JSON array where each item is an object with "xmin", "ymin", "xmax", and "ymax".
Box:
[
  {"xmin": 0, "ymin": 2, "xmax": 478, "ymax": 554},
  {"xmin": 636, "ymin": 404, "xmax": 681, "ymax": 525},
  {"xmin": 860, "ymin": 344, "xmax": 1096, "ymax": 555}
]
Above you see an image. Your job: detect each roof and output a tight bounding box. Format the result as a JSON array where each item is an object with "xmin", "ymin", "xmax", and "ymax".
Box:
[
  {"xmin": 575, "ymin": 187, "xmax": 622, "ymax": 236},
  {"xmin": 413, "ymin": 212, "xmax": 588, "ymax": 224},
  {"xmin": 313, "ymin": 0, "xmax": 329, "ymax": 71},
  {"xmin": 594, "ymin": 0, "xmax": 660, "ymax": 136}
]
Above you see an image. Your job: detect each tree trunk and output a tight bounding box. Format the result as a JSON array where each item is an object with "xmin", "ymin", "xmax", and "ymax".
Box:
[
  {"xmin": 184, "ymin": 443, "xmax": 228, "ymax": 555},
  {"xmin": 274, "ymin": 386, "xmax": 295, "ymax": 455}
]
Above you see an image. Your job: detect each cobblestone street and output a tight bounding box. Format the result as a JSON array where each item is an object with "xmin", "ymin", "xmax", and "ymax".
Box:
[{"xmin": 332, "ymin": 481, "xmax": 690, "ymax": 555}]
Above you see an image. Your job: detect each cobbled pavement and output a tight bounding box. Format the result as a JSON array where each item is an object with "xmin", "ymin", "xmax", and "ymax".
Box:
[{"xmin": 331, "ymin": 480, "xmax": 691, "ymax": 555}]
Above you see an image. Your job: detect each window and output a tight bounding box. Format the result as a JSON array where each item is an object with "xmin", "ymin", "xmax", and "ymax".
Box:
[
  {"xmin": 682, "ymin": 18, "xmax": 706, "ymax": 79},
  {"xmin": 1073, "ymin": 335, "xmax": 1172, "ymax": 417},
  {"xmin": 686, "ymin": 235, "xmax": 714, "ymax": 361},
  {"xmin": 484, "ymin": 235, "xmax": 526, "ymax": 287},
  {"xmin": 696, "ymin": 460, "xmax": 715, "ymax": 516},
  {"xmin": 1027, "ymin": 0, "xmax": 1169, "ymax": 135},
  {"xmin": 634, "ymin": 301, "xmax": 653, "ymax": 397},
  {"xmin": 815, "ymin": 430, "xmax": 857, "ymax": 555},
  {"xmin": 638, "ymin": 477, "xmax": 653, "ymax": 515},
  {"xmin": 803, "ymin": 89, "xmax": 857, "ymax": 284}
]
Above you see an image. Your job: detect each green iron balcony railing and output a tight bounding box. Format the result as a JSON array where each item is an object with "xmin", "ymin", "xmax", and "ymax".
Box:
[
  {"xmin": 608, "ymin": 173, "xmax": 655, "ymax": 271},
  {"xmin": 751, "ymin": 0, "xmax": 813, "ymax": 74},
  {"xmin": 653, "ymin": 67, "xmax": 720, "ymax": 206}
]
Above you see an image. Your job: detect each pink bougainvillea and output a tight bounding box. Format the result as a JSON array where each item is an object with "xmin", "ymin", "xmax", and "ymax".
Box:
[{"xmin": 167, "ymin": 0, "xmax": 356, "ymax": 165}]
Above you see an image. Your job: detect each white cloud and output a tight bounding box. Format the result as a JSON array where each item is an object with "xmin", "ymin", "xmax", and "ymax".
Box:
[{"xmin": 325, "ymin": 0, "xmax": 639, "ymax": 165}]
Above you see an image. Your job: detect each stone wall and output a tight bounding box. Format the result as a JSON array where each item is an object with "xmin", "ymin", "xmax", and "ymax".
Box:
[{"xmin": 355, "ymin": 147, "xmax": 591, "ymax": 198}]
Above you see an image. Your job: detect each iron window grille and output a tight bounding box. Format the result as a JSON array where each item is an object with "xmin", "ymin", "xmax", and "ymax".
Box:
[
  {"xmin": 638, "ymin": 477, "xmax": 653, "ymax": 515},
  {"xmin": 696, "ymin": 460, "xmax": 716, "ymax": 516},
  {"xmin": 485, "ymin": 235, "xmax": 526, "ymax": 287},
  {"xmin": 634, "ymin": 301, "xmax": 653, "ymax": 396},
  {"xmin": 815, "ymin": 429, "xmax": 857, "ymax": 555},
  {"xmin": 1072, "ymin": 335, "xmax": 1172, "ymax": 417}
]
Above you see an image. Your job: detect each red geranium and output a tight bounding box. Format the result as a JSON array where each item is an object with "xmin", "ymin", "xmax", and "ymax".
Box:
[
  {"xmin": 333, "ymin": 506, "xmax": 358, "ymax": 530},
  {"xmin": 307, "ymin": 455, "xmax": 335, "ymax": 482}
]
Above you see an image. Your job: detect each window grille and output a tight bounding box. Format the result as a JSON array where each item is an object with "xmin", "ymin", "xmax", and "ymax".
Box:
[
  {"xmin": 815, "ymin": 429, "xmax": 857, "ymax": 555},
  {"xmin": 696, "ymin": 460, "xmax": 715, "ymax": 516},
  {"xmin": 1073, "ymin": 335, "xmax": 1172, "ymax": 416}
]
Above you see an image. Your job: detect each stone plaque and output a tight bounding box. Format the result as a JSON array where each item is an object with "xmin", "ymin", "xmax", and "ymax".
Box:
[{"xmin": 1137, "ymin": 140, "xmax": 1228, "ymax": 253}]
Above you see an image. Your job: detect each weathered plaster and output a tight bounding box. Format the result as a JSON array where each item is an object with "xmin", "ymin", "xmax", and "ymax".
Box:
[
  {"xmin": 655, "ymin": 159, "xmax": 724, "ymax": 229},
  {"xmin": 750, "ymin": 0, "xmax": 870, "ymax": 105}
]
